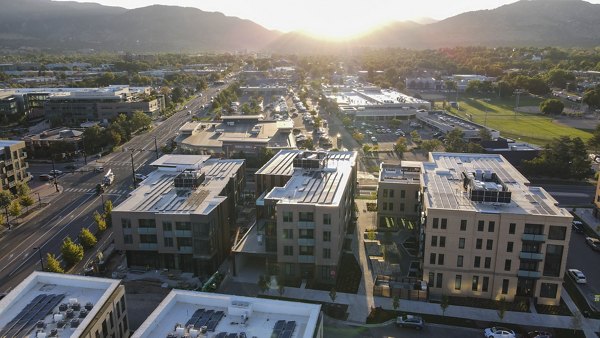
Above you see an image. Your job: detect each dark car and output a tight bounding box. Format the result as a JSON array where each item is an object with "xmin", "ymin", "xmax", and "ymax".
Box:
[
  {"xmin": 39, "ymin": 174, "xmax": 52, "ymax": 181},
  {"xmin": 572, "ymin": 221, "xmax": 584, "ymax": 233},
  {"xmin": 395, "ymin": 315, "xmax": 424, "ymax": 330},
  {"xmin": 585, "ymin": 237, "xmax": 600, "ymax": 251},
  {"xmin": 65, "ymin": 164, "xmax": 76, "ymax": 170},
  {"xmin": 528, "ymin": 331, "xmax": 552, "ymax": 338}
]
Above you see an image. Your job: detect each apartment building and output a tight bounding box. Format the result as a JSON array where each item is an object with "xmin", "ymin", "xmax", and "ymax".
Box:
[
  {"xmin": 421, "ymin": 153, "xmax": 572, "ymax": 305},
  {"xmin": 111, "ymin": 155, "xmax": 245, "ymax": 277},
  {"xmin": 0, "ymin": 140, "xmax": 30, "ymax": 192},
  {"xmin": 0, "ymin": 91, "xmax": 18, "ymax": 122},
  {"xmin": 377, "ymin": 161, "xmax": 422, "ymax": 227},
  {"xmin": 0, "ymin": 271, "xmax": 129, "ymax": 338},
  {"xmin": 243, "ymin": 150, "xmax": 357, "ymax": 284}
]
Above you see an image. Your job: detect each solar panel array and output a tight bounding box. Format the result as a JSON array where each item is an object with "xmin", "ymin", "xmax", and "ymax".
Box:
[
  {"xmin": 0, "ymin": 293, "xmax": 64, "ymax": 338},
  {"xmin": 271, "ymin": 320, "xmax": 296, "ymax": 338},
  {"xmin": 183, "ymin": 308, "xmax": 224, "ymax": 331}
]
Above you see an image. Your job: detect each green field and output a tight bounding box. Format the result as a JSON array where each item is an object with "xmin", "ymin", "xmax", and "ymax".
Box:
[{"xmin": 447, "ymin": 96, "xmax": 592, "ymax": 146}]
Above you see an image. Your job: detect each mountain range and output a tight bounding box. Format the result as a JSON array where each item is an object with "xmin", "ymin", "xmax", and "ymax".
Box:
[{"xmin": 0, "ymin": 0, "xmax": 599, "ymax": 53}]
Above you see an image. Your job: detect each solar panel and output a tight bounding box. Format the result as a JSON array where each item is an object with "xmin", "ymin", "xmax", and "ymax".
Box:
[
  {"xmin": 279, "ymin": 330, "xmax": 292, "ymax": 338},
  {"xmin": 274, "ymin": 320, "xmax": 285, "ymax": 331},
  {"xmin": 285, "ymin": 321, "xmax": 296, "ymax": 332}
]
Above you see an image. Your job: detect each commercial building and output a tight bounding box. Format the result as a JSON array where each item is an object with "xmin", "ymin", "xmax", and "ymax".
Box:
[
  {"xmin": 0, "ymin": 271, "xmax": 129, "ymax": 338},
  {"xmin": 405, "ymin": 77, "xmax": 440, "ymax": 90},
  {"xmin": 377, "ymin": 162, "xmax": 422, "ymax": 227},
  {"xmin": 442, "ymin": 75, "xmax": 496, "ymax": 92},
  {"xmin": 0, "ymin": 140, "xmax": 30, "ymax": 191},
  {"xmin": 421, "ymin": 153, "xmax": 572, "ymax": 305},
  {"xmin": 132, "ymin": 290, "xmax": 322, "ymax": 338},
  {"xmin": 0, "ymin": 91, "xmax": 18, "ymax": 121},
  {"xmin": 417, "ymin": 111, "xmax": 500, "ymax": 140},
  {"xmin": 111, "ymin": 155, "xmax": 245, "ymax": 277},
  {"xmin": 233, "ymin": 150, "xmax": 357, "ymax": 284},
  {"xmin": 23, "ymin": 128, "xmax": 83, "ymax": 160}
]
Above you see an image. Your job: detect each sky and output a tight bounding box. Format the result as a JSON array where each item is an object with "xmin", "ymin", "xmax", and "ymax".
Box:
[{"xmin": 55, "ymin": 0, "xmax": 600, "ymax": 39}]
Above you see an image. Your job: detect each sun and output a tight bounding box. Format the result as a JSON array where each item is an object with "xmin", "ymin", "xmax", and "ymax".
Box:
[{"xmin": 301, "ymin": 20, "xmax": 384, "ymax": 41}]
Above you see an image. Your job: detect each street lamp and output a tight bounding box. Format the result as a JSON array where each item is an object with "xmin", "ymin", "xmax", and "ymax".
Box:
[
  {"xmin": 50, "ymin": 157, "xmax": 60, "ymax": 193},
  {"xmin": 153, "ymin": 136, "xmax": 159, "ymax": 160},
  {"xmin": 35, "ymin": 192, "xmax": 41, "ymax": 207},
  {"xmin": 33, "ymin": 247, "xmax": 44, "ymax": 271},
  {"xmin": 336, "ymin": 133, "xmax": 342, "ymax": 149}
]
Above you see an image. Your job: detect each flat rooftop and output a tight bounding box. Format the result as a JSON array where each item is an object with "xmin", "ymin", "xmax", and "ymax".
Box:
[
  {"xmin": 132, "ymin": 290, "xmax": 321, "ymax": 338},
  {"xmin": 328, "ymin": 87, "xmax": 429, "ymax": 107},
  {"xmin": 379, "ymin": 162, "xmax": 421, "ymax": 184},
  {"xmin": 0, "ymin": 140, "xmax": 23, "ymax": 147},
  {"xmin": 0, "ymin": 272, "xmax": 121, "ymax": 338},
  {"xmin": 422, "ymin": 152, "xmax": 571, "ymax": 217}
]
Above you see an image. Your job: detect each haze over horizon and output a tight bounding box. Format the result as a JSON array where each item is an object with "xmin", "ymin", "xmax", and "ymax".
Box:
[{"xmin": 53, "ymin": 0, "xmax": 600, "ymax": 39}]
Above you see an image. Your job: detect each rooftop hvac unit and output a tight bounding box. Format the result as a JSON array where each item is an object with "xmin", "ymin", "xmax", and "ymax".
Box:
[
  {"xmin": 189, "ymin": 329, "xmax": 199, "ymax": 338},
  {"xmin": 36, "ymin": 332, "xmax": 46, "ymax": 338},
  {"xmin": 53, "ymin": 314, "xmax": 63, "ymax": 322},
  {"xmin": 68, "ymin": 298, "xmax": 78, "ymax": 305},
  {"xmin": 176, "ymin": 325, "xmax": 185, "ymax": 337}
]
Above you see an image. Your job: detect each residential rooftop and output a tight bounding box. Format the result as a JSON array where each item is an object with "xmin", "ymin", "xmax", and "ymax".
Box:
[
  {"xmin": 132, "ymin": 290, "xmax": 322, "ymax": 338},
  {"xmin": 379, "ymin": 162, "xmax": 421, "ymax": 184},
  {"xmin": 0, "ymin": 140, "xmax": 23, "ymax": 148},
  {"xmin": 422, "ymin": 152, "xmax": 571, "ymax": 217},
  {"xmin": 0, "ymin": 272, "xmax": 121, "ymax": 338}
]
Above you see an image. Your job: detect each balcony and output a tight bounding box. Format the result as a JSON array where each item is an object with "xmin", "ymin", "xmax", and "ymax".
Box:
[
  {"xmin": 519, "ymin": 252, "xmax": 544, "ymax": 261},
  {"xmin": 298, "ymin": 238, "xmax": 315, "ymax": 246},
  {"xmin": 175, "ymin": 230, "xmax": 192, "ymax": 237},
  {"xmin": 139, "ymin": 243, "xmax": 158, "ymax": 250},
  {"xmin": 517, "ymin": 270, "xmax": 542, "ymax": 279},
  {"xmin": 179, "ymin": 246, "xmax": 193, "ymax": 254},
  {"xmin": 298, "ymin": 255, "xmax": 315, "ymax": 263},
  {"xmin": 138, "ymin": 227, "xmax": 157, "ymax": 234},
  {"xmin": 163, "ymin": 231, "xmax": 173, "ymax": 237},
  {"xmin": 297, "ymin": 221, "xmax": 316, "ymax": 229},
  {"xmin": 521, "ymin": 233, "xmax": 546, "ymax": 242}
]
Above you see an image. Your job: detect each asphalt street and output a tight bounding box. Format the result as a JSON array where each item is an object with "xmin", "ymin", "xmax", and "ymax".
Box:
[{"xmin": 567, "ymin": 230, "xmax": 600, "ymax": 311}]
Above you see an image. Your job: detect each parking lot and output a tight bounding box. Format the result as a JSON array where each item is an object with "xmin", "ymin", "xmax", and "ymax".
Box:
[{"xmin": 567, "ymin": 229, "xmax": 600, "ymax": 311}]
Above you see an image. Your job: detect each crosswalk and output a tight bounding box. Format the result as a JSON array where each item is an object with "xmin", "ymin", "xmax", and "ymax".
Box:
[{"xmin": 63, "ymin": 187, "xmax": 130, "ymax": 195}]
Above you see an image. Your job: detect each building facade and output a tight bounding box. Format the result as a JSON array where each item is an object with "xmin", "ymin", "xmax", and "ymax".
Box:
[
  {"xmin": 0, "ymin": 140, "xmax": 30, "ymax": 192},
  {"xmin": 377, "ymin": 162, "xmax": 422, "ymax": 227}
]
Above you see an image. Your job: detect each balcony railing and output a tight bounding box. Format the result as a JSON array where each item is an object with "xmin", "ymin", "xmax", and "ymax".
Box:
[
  {"xmin": 138, "ymin": 227, "xmax": 157, "ymax": 234},
  {"xmin": 139, "ymin": 243, "xmax": 158, "ymax": 250},
  {"xmin": 179, "ymin": 246, "xmax": 193, "ymax": 254},
  {"xmin": 519, "ymin": 252, "xmax": 544, "ymax": 261},
  {"xmin": 297, "ymin": 221, "xmax": 316, "ymax": 229},
  {"xmin": 174, "ymin": 230, "xmax": 192, "ymax": 237},
  {"xmin": 298, "ymin": 238, "xmax": 316, "ymax": 246},
  {"xmin": 517, "ymin": 270, "xmax": 542, "ymax": 278},
  {"xmin": 521, "ymin": 233, "xmax": 546, "ymax": 242},
  {"xmin": 298, "ymin": 255, "xmax": 315, "ymax": 263}
]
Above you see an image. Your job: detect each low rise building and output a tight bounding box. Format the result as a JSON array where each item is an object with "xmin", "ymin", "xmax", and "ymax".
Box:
[
  {"xmin": 0, "ymin": 140, "xmax": 30, "ymax": 191},
  {"xmin": 112, "ymin": 155, "xmax": 245, "ymax": 277},
  {"xmin": 132, "ymin": 290, "xmax": 323, "ymax": 338},
  {"xmin": 0, "ymin": 91, "xmax": 18, "ymax": 122},
  {"xmin": 417, "ymin": 111, "xmax": 500, "ymax": 140},
  {"xmin": 0, "ymin": 271, "xmax": 129, "ymax": 338},
  {"xmin": 377, "ymin": 162, "xmax": 422, "ymax": 227},
  {"xmin": 23, "ymin": 128, "xmax": 83, "ymax": 160}
]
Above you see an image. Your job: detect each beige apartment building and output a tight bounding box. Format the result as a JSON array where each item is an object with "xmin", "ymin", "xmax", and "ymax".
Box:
[
  {"xmin": 377, "ymin": 161, "xmax": 422, "ymax": 227},
  {"xmin": 421, "ymin": 153, "xmax": 572, "ymax": 305},
  {"xmin": 0, "ymin": 140, "xmax": 30, "ymax": 192}
]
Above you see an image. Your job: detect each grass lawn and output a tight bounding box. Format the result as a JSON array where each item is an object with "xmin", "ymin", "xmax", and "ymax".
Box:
[{"xmin": 447, "ymin": 96, "xmax": 592, "ymax": 146}]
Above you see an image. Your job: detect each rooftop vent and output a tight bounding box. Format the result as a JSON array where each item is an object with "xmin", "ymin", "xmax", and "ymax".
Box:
[
  {"xmin": 462, "ymin": 171, "xmax": 511, "ymax": 204},
  {"xmin": 174, "ymin": 170, "xmax": 205, "ymax": 189}
]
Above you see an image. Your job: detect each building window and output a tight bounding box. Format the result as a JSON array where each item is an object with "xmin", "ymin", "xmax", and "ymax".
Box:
[
  {"xmin": 283, "ymin": 246, "xmax": 294, "ymax": 256},
  {"xmin": 284, "ymin": 263, "xmax": 294, "ymax": 276},
  {"xmin": 299, "ymin": 246, "xmax": 314, "ymax": 255},
  {"xmin": 436, "ymin": 273, "xmax": 443, "ymax": 288},
  {"xmin": 501, "ymin": 279, "xmax": 509, "ymax": 294},
  {"xmin": 507, "ymin": 242, "xmax": 514, "ymax": 252},
  {"xmin": 548, "ymin": 226, "xmax": 566, "ymax": 240},
  {"xmin": 457, "ymin": 255, "xmax": 463, "ymax": 267},
  {"xmin": 383, "ymin": 189, "xmax": 388, "ymax": 198},
  {"xmin": 431, "ymin": 236, "xmax": 438, "ymax": 247},
  {"xmin": 509, "ymin": 223, "xmax": 516, "ymax": 234},
  {"xmin": 477, "ymin": 220, "xmax": 484, "ymax": 231},
  {"xmin": 524, "ymin": 223, "xmax": 544, "ymax": 235},
  {"xmin": 543, "ymin": 244, "xmax": 564, "ymax": 277},
  {"xmin": 139, "ymin": 219, "xmax": 156, "ymax": 228},
  {"xmin": 283, "ymin": 212, "xmax": 293, "ymax": 222},
  {"xmin": 486, "ymin": 239, "xmax": 493, "ymax": 250},
  {"xmin": 283, "ymin": 229, "xmax": 294, "ymax": 239},
  {"xmin": 400, "ymin": 203, "xmax": 405, "ymax": 211},
  {"xmin": 482, "ymin": 277, "xmax": 489, "ymax": 292},
  {"xmin": 389, "ymin": 203, "xmax": 393, "ymax": 211},
  {"xmin": 439, "ymin": 236, "xmax": 446, "ymax": 248},
  {"xmin": 504, "ymin": 259, "xmax": 511, "ymax": 271},
  {"xmin": 383, "ymin": 202, "xmax": 388, "ymax": 211},
  {"xmin": 432, "ymin": 218, "xmax": 439, "ymax": 229},
  {"xmin": 124, "ymin": 235, "xmax": 133, "ymax": 244},
  {"xmin": 298, "ymin": 212, "xmax": 314, "ymax": 222},
  {"xmin": 458, "ymin": 238, "xmax": 465, "ymax": 249},
  {"xmin": 488, "ymin": 221, "xmax": 495, "ymax": 232},
  {"xmin": 455, "ymin": 275, "xmax": 462, "ymax": 290},
  {"xmin": 390, "ymin": 190, "xmax": 395, "ymax": 198},
  {"xmin": 476, "ymin": 239, "xmax": 482, "ymax": 249},
  {"xmin": 323, "ymin": 248, "xmax": 331, "ymax": 259},
  {"xmin": 139, "ymin": 234, "xmax": 157, "ymax": 244},
  {"xmin": 438, "ymin": 254, "xmax": 445, "ymax": 265},
  {"xmin": 540, "ymin": 283, "xmax": 558, "ymax": 299},
  {"xmin": 460, "ymin": 220, "xmax": 467, "ymax": 231},
  {"xmin": 428, "ymin": 272, "xmax": 434, "ymax": 287},
  {"xmin": 164, "ymin": 237, "xmax": 173, "ymax": 247},
  {"xmin": 175, "ymin": 222, "xmax": 191, "ymax": 230},
  {"xmin": 299, "ymin": 229, "xmax": 314, "ymax": 239},
  {"xmin": 430, "ymin": 253, "xmax": 436, "ymax": 265},
  {"xmin": 162, "ymin": 222, "xmax": 172, "ymax": 231},
  {"xmin": 441, "ymin": 218, "xmax": 447, "ymax": 229},
  {"xmin": 472, "ymin": 276, "xmax": 479, "ymax": 291},
  {"xmin": 474, "ymin": 256, "xmax": 481, "ymax": 268},
  {"xmin": 400, "ymin": 190, "xmax": 405, "ymax": 198},
  {"xmin": 484, "ymin": 257, "xmax": 491, "ymax": 269},
  {"xmin": 121, "ymin": 219, "xmax": 131, "ymax": 229},
  {"xmin": 323, "ymin": 231, "xmax": 331, "ymax": 242},
  {"xmin": 323, "ymin": 214, "xmax": 332, "ymax": 225}
]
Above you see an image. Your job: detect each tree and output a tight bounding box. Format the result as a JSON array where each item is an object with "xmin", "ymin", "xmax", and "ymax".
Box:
[
  {"xmin": 45, "ymin": 253, "xmax": 64, "ymax": 273},
  {"xmin": 587, "ymin": 123, "xmax": 600, "ymax": 153},
  {"xmin": 479, "ymin": 128, "xmax": 492, "ymax": 141},
  {"xmin": 303, "ymin": 137, "xmax": 315, "ymax": 150},
  {"xmin": 104, "ymin": 200, "xmax": 113, "ymax": 214},
  {"xmin": 352, "ymin": 132, "xmax": 364, "ymax": 142},
  {"xmin": 394, "ymin": 137, "xmax": 408, "ymax": 155},
  {"xmin": 497, "ymin": 297, "xmax": 507, "ymax": 321},
  {"xmin": 523, "ymin": 136, "xmax": 592, "ymax": 180},
  {"xmin": 8, "ymin": 200, "xmax": 21, "ymax": 219},
  {"xmin": 389, "ymin": 119, "xmax": 402, "ymax": 128},
  {"xmin": 445, "ymin": 128, "xmax": 467, "ymax": 152},
  {"xmin": 583, "ymin": 86, "xmax": 600, "ymax": 110},
  {"xmin": 93, "ymin": 211, "xmax": 107, "ymax": 232},
  {"xmin": 393, "ymin": 295, "xmax": 400, "ymax": 311},
  {"xmin": 129, "ymin": 111, "xmax": 152, "ymax": 132},
  {"xmin": 329, "ymin": 288, "xmax": 337, "ymax": 303},
  {"xmin": 257, "ymin": 275, "xmax": 269, "ymax": 293},
  {"xmin": 440, "ymin": 295, "xmax": 450, "ymax": 316},
  {"xmin": 20, "ymin": 195, "xmax": 35, "ymax": 212},
  {"xmin": 544, "ymin": 68, "xmax": 575, "ymax": 89},
  {"xmin": 60, "ymin": 236, "xmax": 84, "ymax": 267},
  {"xmin": 171, "ymin": 86, "xmax": 186, "ymax": 103},
  {"xmin": 410, "ymin": 130, "xmax": 421, "ymax": 144},
  {"xmin": 539, "ymin": 99, "xmax": 564, "ymax": 115},
  {"xmin": 15, "ymin": 182, "xmax": 30, "ymax": 198},
  {"xmin": 313, "ymin": 116, "xmax": 322, "ymax": 128},
  {"xmin": 362, "ymin": 144, "xmax": 372, "ymax": 154},
  {"xmin": 367, "ymin": 229, "xmax": 376, "ymax": 241},
  {"xmin": 421, "ymin": 139, "xmax": 442, "ymax": 152},
  {"xmin": 341, "ymin": 116, "xmax": 352, "ymax": 127},
  {"xmin": 0, "ymin": 190, "xmax": 12, "ymax": 228},
  {"xmin": 79, "ymin": 228, "xmax": 97, "ymax": 249}
]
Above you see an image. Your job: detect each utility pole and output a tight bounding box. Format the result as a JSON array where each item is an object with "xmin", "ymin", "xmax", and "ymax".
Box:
[
  {"xmin": 35, "ymin": 192, "xmax": 41, "ymax": 207},
  {"xmin": 154, "ymin": 136, "xmax": 159, "ymax": 159},
  {"xmin": 34, "ymin": 247, "xmax": 44, "ymax": 270},
  {"xmin": 51, "ymin": 157, "xmax": 60, "ymax": 192},
  {"xmin": 131, "ymin": 152, "xmax": 137, "ymax": 188}
]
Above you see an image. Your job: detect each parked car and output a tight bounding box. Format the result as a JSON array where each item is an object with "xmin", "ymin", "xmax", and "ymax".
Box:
[
  {"xmin": 483, "ymin": 327, "xmax": 516, "ymax": 338},
  {"xmin": 572, "ymin": 221, "xmax": 584, "ymax": 233},
  {"xmin": 528, "ymin": 331, "xmax": 552, "ymax": 338},
  {"xmin": 134, "ymin": 173, "xmax": 147, "ymax": 182},
  {"xmin": 585, "ymin": 237, "xmax": 600, "ymax": 251},
  {"xmin": 94, "ymin": 166, "xmax": 104, "ymax": 173},
  {"xmin": 568, "ymin": 269, "xmax": 587, "ymax": 284},
  {"xmin": 39, "ymin": 174, "xmax": 52, "ymax": 181},
  {"xmin": 65, "ymin": 164, "xmax": 76, "ymax": 170},
  {"xmin": 371, "ymin": 136, "xmax": 377, "ymax": 143},
  {"xmin": 49, "ymin": 169, "xmax": 62, "ymax": 176},
  {"xmin": 395, "ymin": 315, "xmax": 424, "ymax": 330}
]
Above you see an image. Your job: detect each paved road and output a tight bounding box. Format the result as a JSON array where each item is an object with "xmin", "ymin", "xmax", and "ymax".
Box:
[
  {"xmin": 536, "ymin": 184, "xmax": 595, "ymax": 207},
  {"xmin": 324, "ymin": 320, "xmax": 483, "ymax": 338},
  {"xmin": 566, "ymin": 231, "xmax": 600, "ymax": 311},
  {"xmin": 0, "ymin": 84, "xmax": 229, "ymax": 293}
]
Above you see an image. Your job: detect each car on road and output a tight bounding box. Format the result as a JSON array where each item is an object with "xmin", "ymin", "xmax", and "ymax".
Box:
[
  {"xmin": 483, "ymin": 327, "xmax": 516, "ymax": 338},
  {"xmin": 528, "ymin": 331, "xmax": 552, "ymax": 338},
  {"xmin": 94, "ymin": 167, "xmax": 104, "ymax": 172},
  {"xmin": 65, "ymin": 164, "xmax": 76, "ymax": 170},
  {"xmin": 371, "ymin": 136, "xmax": 378, "ymax": 143},
  {"xmin": 134, "ymin": 173, "xmax": 147, "ymax": 182},
  {"xmin": 395, "ymin": 315, "xmax": 424, "ymax": 330},
  {"xmin": 572, "ymin": 221, "xmax": 584, "ymax": 233},
  {"xmin": 568, "ymin": 269, "xmax": 587, "ymax": 283},
  {"xmin": 585, "ymin": 237, "xmax": 600, "ymax": 251},
  {"xmin": 39, "ymin": 174, "xmax": 52, "ymax": 181},
  {"xmin": 49, "ymin": 170, "xmax": 63, "ymax": 176},
  {"xmin": 395, "ymin": 130, "xmax": 405, "ymax": 136}
]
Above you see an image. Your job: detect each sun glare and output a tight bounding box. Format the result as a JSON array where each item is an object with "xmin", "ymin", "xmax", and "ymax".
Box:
[{"xmin": 301, "ymin": 20, "xmax": 387, "ymax": 41}]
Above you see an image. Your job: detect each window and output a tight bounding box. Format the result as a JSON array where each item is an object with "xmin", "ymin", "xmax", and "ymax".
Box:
[
  {"xmin": 436, "ymin": 273, "xmax": 443, "ymax": 288},
  {"xmin": 484, "ymin": 257, "xmax": 491, "ymax": 269},
  {"xmin": 439, "ymin": 236, "xmax": 446, "ymax": 248},
  {"xmin": 139, "ymin": 219, "xmax": 156, "ymax": 228},
  {"xmin": 460, "ymin": 220, "xmax": 467, "ymax": 231},
  {"xmin": 109, "ymin": 311, "xmax": 114, "ymax": 328},
  {"xmin": 400, "ymin": 203, "xmax": 405, "ymax": 211},
  {"xmin": 323, "ymin": 231, "xmax": 331, "ymax": 242},
  {"xmin": 504, "ymin": 259, "xmax": 511, "ymax": 271},
  {"xmin": 102, "ymin": 320, "xmax": 108, "ymax": 337},
  {"xmin": 124, "ymin": 234, "xmax": 133, "ymax": 244},
  {"xmin": 432, "ymin": 218, "xmax": 439, "ymax": 229},
  {"xmin": 323, "ymin": 248, "xmax": 331, "ymax": 259},
  {"xmin": 524, "ymin": 223, "xmax": 544, "ymax": 235},
  {"xmin": 543, "ymin": 244, "xmax": 564, "ymax": 277},
  {"xmin": 400, "ymin": 190, "xmax": 405, "ymax": 198},
  {"xmin": 283, "ymin": 229, "xmax": 294, "ymax": 239},
  {"xmin": 121, "ymin": 219, "xmax": 131, "ymax": 229},
  {"xmin": 428, "ymin": 272, "xmax": 434, "ymax": 287},
  {"xmin": 476, "ymin": 239, "xmax": 482, "ymax": 249},
  {"xmin": 438, "ymin": 254, "xmax": 445, "ymax": 265},
  {"xmin": 540, "ymin": 283, "xmax": 558, "ymax": 299},
  {"xmin": 509, "ymin": 223, "xmax": 516, "ymax": 234},
  {"xmin": 457, "ymin": 255, "xmax": 464, "ymax": 267},
  {"xmin": 477, "ymin": 220, "xmax": 484, "ymax": 231},
  {"xmin": 298, "ymin": 212, "xmax": 314, "ymax": 222},
  {"xmin": 323, "ymin": 214, "xmax": 332, "ymax": 225},
  {"xmin": 383, "ymin": 202, "xmax": 388, "ymax": 211},
  {"xmin": 458, "ymin": 238, "xmax": 465, "ymax": 249},
  {"xmin": 299, "ymin": 246, "xmax": 314, "ymax": 255},
  {"xmin": 383, "ymin": 189, "xmax": 388, "ymax": 198},
  {"xmin": 175, "ymin": 222, "xmax": 191, "ymax": 230},
  {"xmin": 430, "ymin": 253, "xmax": 436, "ymax": 265},
  {"xmin": 283, "ymin": 246, "xmax": 294, "ymax": 256},
  {"xmin": 486, "ymin": 239, "xmax": 493, "ymax": 250},
  {"xmin": 120, "ymin": 297, "xmax": 126, "ymax": 312},
  {"xmin": 482, "ymin": 277, "xmax": 489, "ymax": 292},
  {"xmin": 472, "ymin": 276, "xmax": 479, "ymax": 291},
  {"xmin": 507, "ymin": 242, "xmax": 514, "ymax": 252},
  {"xmin": 164, "ymin": 237, "xmax": 173, "ymax": 247},
  {"xmin": 548, "ymin": 226, "xmax": 566, "ymax": 240},
  {"xmin": 389, "ymin": 203, "xmax": 394, "ymax": 211},
  {"xmin": 488, "ymin": 221, "xmax": 495, "ymax": 232},
  {"xmin": 431, "ymin": 236, "xmax": 438, "ymax": 247},
  {"xmin": 283, "ymin": 212, "xmax": 293, "ymax": 222},
  {"xmin": 501, "ymin": 279, "xmax": 509, "ymax": 294},
  {"xmin": 441, "ymin": 218, "xmax": 447, "ymax": 229},
  {"xmin": 455, "ymin": 275, "xmax": 462, "ymax": 290},
  {"xmin": 140, "ymin": 234, "xmax": 157, "ymax": 244},
  {"xmin": 299, "ymin": 229, "xmax": 314, "ymax": 239},
  {"xmin": 474, "ymin": 256, "xmax": 481, "ymax": 268},
  {"xmin": 390, "ymin": 189, "xmax": 395, "ymax": 198}
]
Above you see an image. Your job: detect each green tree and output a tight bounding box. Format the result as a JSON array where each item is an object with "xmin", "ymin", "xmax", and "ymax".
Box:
[
  {"xmin": 583, "ymin": 86, "xmax": 600, "ymax": 110},
  {"xmin": 421, "ymin": 139, "xmax": 443, "ymax": 153},
  {"xmin": 45, "ymin": 253, "xmax": 64, "ymax": 273},
  {"xmin": 79, "ymin": 228, "xmax": 97, "ymax": 249},
  {"xmin": 60, "ymin": 237, "xmax": 84, "ymax": 267},
  {"xmin": 130, "ymin": 111, "xmax": 152, "ymax": 132},
  {"xmin": 15, "ymin": 182, "xmax": 30, "ymax": 198},
  {"xmin": 497, "ymin": 297, "xmax": 507, "ymax": 321},
  {"xmin": 0, "ymin": 190, "xmax": 13, "ymax": 228},
  {"xmin": 393, "ymin": 295, "xmax": 400, "ymax": 311},
  {"xmin": 8, "ymin": 200, "xmax": 21, "ymax": 219},
  {"xmin": 539, "ymin": 99, "xmax": 564, "ymax": 115},
  {"xmin": 389, "ymin": 119, "xmax": 402, "ymax": 128},
  {"xmin": 93, "ymin": 211, "xmax": 107, "ymax": 232},
  {"xmin": 479, "ymin": 128, "xmax": 492, "ymax": 141},
  {"xmin": 20, "ymin": 195, "xmax": 35, "ymax": 212},
  {"xmin": 410, "ymin": 130, "xmax": 421, "ymax": 144},
  {"xmin": 367, "ymin": 229, "xmax": 376, "ymax": 241},
  {"xmin": 544, "ymin": 68, "xmax": 575, "ymax": 89},
  {"xmin": 362, "ymin": 144, "xmax": 371, "ymax": 154},
  {"xmin": 171, "ymin": 86, "xmax": 186, "ymax": 103},
  {"xmin": 341, "ymin": 116, "xmax": 352, "ymax": 127},
  {"xmin": 394, "ymin": 137, "xmax": 408, "ymax": 155},
  {"xmin": 258, "ymin": 275, "xmax": 269, "ymax": 293},
  {"xmin": 445, "ymin": 128, "xmax": 467, "ymax": 152},
  {"xmin": 329, "ymin": 288, "xmax": 337, "ymax": 303},
  {"xmin": 304, "ymin": 137, "xmax": 315, "ymax": 150},
  {"xmin": 523, "ymin": 136, "xmax": 592, "ymax": 180},
  {"xmin": 104, "ymin": 200, "xmax": 113, "ymax": 214},
  {"xmin": 587, "ymin": 123, "xmax": 600, "ymax": 153},
  {"xmin": 440, "ymin": 295, "xmax": 450, "ymax": 316},
  {"xmin": 352, "ymin": 132, "xmax": 364, "ymax": 142}
]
